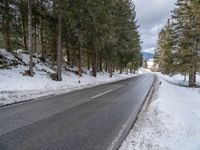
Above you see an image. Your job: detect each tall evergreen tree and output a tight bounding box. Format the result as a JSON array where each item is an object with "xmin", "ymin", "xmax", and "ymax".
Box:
[
  {"xmin": 156, "ymin": 0, "xmax": 200, "ymax": 86},
  {"xmin": 156, "ymin": 20, "xmax": 175, "ymax": 74},
  {"xmin": 0, "ymin": 0, "xmax": 142, "ymax": 80}
]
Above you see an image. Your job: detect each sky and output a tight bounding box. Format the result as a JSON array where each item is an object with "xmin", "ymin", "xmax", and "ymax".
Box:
[{"xmin": 134, "ymin": 0, "xmax": 176, "ymax": 53}]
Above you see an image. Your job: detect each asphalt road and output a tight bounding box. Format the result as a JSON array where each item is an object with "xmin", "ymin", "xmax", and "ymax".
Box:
[{"xmin": 0, "ymin": 74, "xmax": 155, "ymax": 150}]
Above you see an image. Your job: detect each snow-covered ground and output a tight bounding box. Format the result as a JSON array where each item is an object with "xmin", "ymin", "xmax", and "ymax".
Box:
[
  {"xmin": 0, "ymin": 49, "xmax": 138, "ymax": 105},
  {"xmin": 159, "ymin": 73, "xmax": 200, "ymax": 87},
  {"xmin": 147, "ymin": 59, "xmax": 154, "ymax": 68},
  {"xmin": 120, "ymin": 75, "xmax": 200, "ymax": 150},
  {"xmin": 142, "ymin": 67, "xmax": 200, "ymax": 86}
]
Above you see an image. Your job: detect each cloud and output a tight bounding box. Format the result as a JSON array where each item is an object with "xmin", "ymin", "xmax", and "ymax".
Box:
[{"xmin": 134, "ymin": 0, "xmax": 176, "ymax": 53}]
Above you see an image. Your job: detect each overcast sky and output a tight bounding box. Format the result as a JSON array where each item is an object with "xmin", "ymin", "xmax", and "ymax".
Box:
[{"xmin": 134, "ymin": 0, "xmax": 176, "ymax": 53}]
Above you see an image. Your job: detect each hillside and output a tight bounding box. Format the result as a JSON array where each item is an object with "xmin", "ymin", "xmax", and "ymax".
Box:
[
  {"xmin": 142, "ymin": 52, "xmax": 154, "ymax": 60},
  {"xmin": 0, "ymin": 49, "xmax": 136, "ymax": 105}
]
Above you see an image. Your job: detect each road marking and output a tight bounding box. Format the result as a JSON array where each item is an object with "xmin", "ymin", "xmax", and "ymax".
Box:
[{"xmin": 91, "ymin": 89, "xmax": 114, "ymax": 99}]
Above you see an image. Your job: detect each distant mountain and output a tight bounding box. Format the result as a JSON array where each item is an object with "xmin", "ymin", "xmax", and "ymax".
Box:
[{"xmin": 142, "ymin": 52, "xmax": 154, "ymax": 60}]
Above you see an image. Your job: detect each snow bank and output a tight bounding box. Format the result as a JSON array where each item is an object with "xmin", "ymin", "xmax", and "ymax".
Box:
[
  {"xmin": 0, "ymin": 68, "xmax": 135, "ymax": 106},
  {"xmin": 120, "ymin": 78, "xmax": 200, "ymax": 150},
  {"xmin": 0, "ymin": 49, "xmax": 139, "ymax": 105},
  {"xmin": 0, "ymin": 49, "xmax": 16, "ymax": 61},
  {"xmin": 158, "ymin": 73, "xmax": 200, "ymax": 87}
]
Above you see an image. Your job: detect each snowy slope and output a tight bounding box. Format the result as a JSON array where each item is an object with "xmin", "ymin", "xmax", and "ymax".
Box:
[
  {"xmin": 142, "ymin": 52, "xmax": 154, "ymax": 60},
  {"xmin": 0, "ymin": 49, "xmax": 138, "ymax": 105},
  {"xmin": 120, "ymin": 77, "xmax": 200, "ymax": 150}
]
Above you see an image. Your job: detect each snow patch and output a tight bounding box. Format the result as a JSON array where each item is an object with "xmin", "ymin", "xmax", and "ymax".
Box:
[
  {"xmin": 0, "ymin": 49, "xmax": 141, "ymax": 105},
  {"xmin": 158, "ymin": 73, "xmax": 200, "ymax": 87},
  {"xmin": 120, "ymin": 77, "xmax": 200, "ymax": 150}
]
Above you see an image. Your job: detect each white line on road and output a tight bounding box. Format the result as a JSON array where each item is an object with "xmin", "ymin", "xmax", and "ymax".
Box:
[{"xmin": 91, "ymin": 89, "xmax": 114, "ymax": 99}]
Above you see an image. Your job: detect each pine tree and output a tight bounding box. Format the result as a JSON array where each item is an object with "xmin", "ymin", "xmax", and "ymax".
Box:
[
  {"xmin": 172, "ymin": 0, "xmax": 199, "ymax": 86},
  {"xmin": 0, "ymin": 0, "xmax": 142, "ymax": 80},
  {"xmin": 0, "ymin": 0, "xmax": 15, "ymax": 51},
  {"xmin": 27, "ymin": 0, "xmax": 33, "ymax": 76},
  {"xmin": 156, "ymin": 0, "xmax": 200, "ymax": 86},
  {"xmin": 158, "ymin": 20, "xmax": 175, "ymax": 74}
]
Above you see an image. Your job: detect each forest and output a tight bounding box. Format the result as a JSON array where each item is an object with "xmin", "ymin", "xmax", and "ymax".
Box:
[
  {"xmin": 0, "ymin": 0, "xmax": 142, "ymax": 81},
  {"xmin": 154, "ymin": 0, "xmax": 200, "ymax": 87}
]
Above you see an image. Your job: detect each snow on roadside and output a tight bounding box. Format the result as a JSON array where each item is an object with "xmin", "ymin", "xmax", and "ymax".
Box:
[
  {"xmin": 0, "ymin": 65, "xmax": 138, "ymax": 106},
  {"xmin": 0, "ymin": 49, "xmax": 16, "ymax": 61},
  {"xmin": 120, "ymin": 77, "xmax": 200, "ymax": 150},
  {"xmin": 0, "ymin": 48, "xmax": 141, "ymax": 105},
  {"xmin": 158, "ymin": 73, "xmax": 200, "ymax": 87}
]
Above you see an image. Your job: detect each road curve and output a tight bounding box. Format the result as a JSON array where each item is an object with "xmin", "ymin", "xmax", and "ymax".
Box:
[{"xmin": 0, "ymin": 74, "xmax": 155, "ymax": 150}]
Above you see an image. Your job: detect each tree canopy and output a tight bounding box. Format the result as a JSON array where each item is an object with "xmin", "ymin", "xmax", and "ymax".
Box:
[{"xmin": 0, "ymin": 0, "xmax": 142, "ymax": 79}]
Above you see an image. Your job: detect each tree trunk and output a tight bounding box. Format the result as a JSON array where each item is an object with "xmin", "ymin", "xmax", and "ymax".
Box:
[
  {"xmin": 130, "ymin": 68, "xmax": 133, "ymax": 74},
  {"xmin": 14, "ymin": 2, "xmax": 18, "ymax": 48},
  {"xmin": 105, "ymin": 58, "xmax": 108, "ymax": 72},
  {"xmin": 109, "ymin": 60, "xmax": 112, "ymax": 78},
  {"xmin": 51, "ymin": 35, "xmax": 57, "ymax": 61},
  {"xmin": 99, "ymin": 54, "xmax": 103, "ymax": 72},
  {"xmin": 40, "ymin": 19, "xmax": 45, "ymax": 61},
  {"xmin": 189, "ymin": 74, "xmax": 193, "ymax": 87},
  {"xmin": 56, "ymin": 8, "xmax": 62, "ymax": 81},
  {"xmin": 92, "ymin": 48, "xmax": 97, "ymax": 77},
  {"xmin": 5, "ymin": 20, "xmax": 11, "ymax": 51},
  {"xmin": 34, "ymin": 24, "xmax": 37, "ymax": 53},
  {"xmin": 189, "ymin": 58, "xmax": 197, "ymax": 87},
  {"xmin": 39, "ymin": 0, "xmax": 45, "ymax": 60},
  {"xmin": 184, "ymin": 73, "xmax": 186, "ymax": 81},
  {"xmin": 78, "ymin": 47, "xmax": 82, "ymax": 83},
  {"xmin": 22, "ymin": 19, "xmax": 27, "ymax": 50},
  {"xmin": 66, "ymin": 47, "xmax": 71, "ymax": 64},
  {"xmin": 28, "ymin": 0, "xmax": 33, "ymax": 76},
  {"xmin": 87, "ymin": 50, "xmax": 90, "ymax": 70},
  {"xmin": 21, "ymin": 0, "xmax": 27, "ymax": 50},
  {"xmin": 189, "ymin": 73, "xmax": 196, "ymax": 87},
  {"xmin": 120, "ymin": 67, "xmax": 123, "ymax": 74},
  {"xmin": 5, "ymin": 1, "xmax": 11, "ymax": 51}
]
